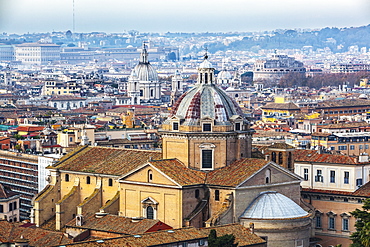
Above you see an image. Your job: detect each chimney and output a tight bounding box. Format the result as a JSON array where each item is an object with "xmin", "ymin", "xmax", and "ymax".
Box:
[{"xmin": 359, "ymin": 153, "xmax": 369, "ymax": 163}]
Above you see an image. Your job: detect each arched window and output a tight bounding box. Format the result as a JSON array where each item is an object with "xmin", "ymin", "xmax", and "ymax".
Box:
[
  {"xmin": 271, "ymin": 152, "xmax": 276, "ymax": 163},
  {"xmin": 146, "ymin": 206, "xmax": 154, "ymax": 219},
  {"xmin": 265, "ymin": 169, "xmax": 271, "ymax": 184},
  {"xmin": 108, "ymin": 178, "xmax": 113, "ymax": 187},
  {"xmin": 65, "ymin": 174, "xmax": 70, "ymax": 182},
  {"xmin": 148, "ymin": 170, "xmax": 153, "ymax": 182},
  {"xmin": 215, "ymin": 190, "xmax": 220, "ymax": 201},
  {"xmin": 278, "ymin": 152, "xmax": 283, "ymax": 165},
  {"xmin": 86, "ymin": 176, "xmax": 91, "ymax": 184}
]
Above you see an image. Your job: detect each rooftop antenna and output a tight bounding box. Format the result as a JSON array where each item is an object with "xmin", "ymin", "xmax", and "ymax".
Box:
[{"xmin": 204, "ymin": 46, "xmax": 208, "ymax": 59}]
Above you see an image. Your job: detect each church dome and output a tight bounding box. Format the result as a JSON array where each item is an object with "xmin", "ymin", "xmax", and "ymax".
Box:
[
  {"xmin": 132, "ymin": 44, "xmax": 158, "ymax": 82},
  {"xmin": 217, "ymin": 69, "xmax": 233, "ymax": 80},
  {"xmin": 240, "ymin": 191, "xmax": 308, "ymax": 219},
  {"xmin": 170, "ymin": 56, "xmax": 244, "ymax": 126}
]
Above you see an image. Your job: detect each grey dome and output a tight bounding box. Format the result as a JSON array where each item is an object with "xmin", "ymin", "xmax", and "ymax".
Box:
[
  {"xmin": 132, "ymin": 45, "xmax": 158, "ymax": 82},
  {"xmin": 241, "ymin": 191, "xmax": 308, "ymax": 219},
  {"xmin": 218, "ymin": 69, "xmax": 233, "ymax": 80}
]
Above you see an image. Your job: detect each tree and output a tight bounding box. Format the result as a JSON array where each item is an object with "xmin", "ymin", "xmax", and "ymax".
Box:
[
  {"xmin": 350, "ymin": 198, "xmax": 370, "ymax": 247},
  {"xmin": 208, "ymin": 229, "xmax": 238, "ymax": 247}
]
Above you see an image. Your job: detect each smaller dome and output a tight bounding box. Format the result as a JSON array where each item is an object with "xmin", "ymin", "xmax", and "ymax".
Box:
[
  {"xmin": 218, "ymin": 69, "xmax": 233, "ymax": 80},
  {"xmin": 241, "ymin": 191, "xmax": 308, "ymax": 219}
]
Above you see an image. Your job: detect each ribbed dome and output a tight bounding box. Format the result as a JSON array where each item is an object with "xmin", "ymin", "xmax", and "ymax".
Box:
[
  {"xmin": 170, "ymin": 83, "xmax": 243, "ymax": 126},
  {"xmin": 132, "ymin": 44, "xmax": 158, "ymax": 82},
  {"xmin": 169, "ymin": 56, "xmax": 244, "ymax": 126},
  {"xmin": 240, "ymin": 191, "xmax": 308, "ymax": 219}
]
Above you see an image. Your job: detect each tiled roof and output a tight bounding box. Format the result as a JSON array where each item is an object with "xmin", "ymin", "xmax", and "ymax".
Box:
[
  {"xmin": 0, "ymin": 183, "xmax": 19, "ymax": 199},
  {"xmin": 317, "ymin": 99, "xmax": 370, "ymax": 108},
  {"xmin": 323, "ymin": 121, "xmax": 369, "ymax": 129},
  {"xmin": 149, "ymin": 159, "xmax": 206, "ymax": 186},
  {"xmin": 65, "ymin": 214, "xmax": 172, "ymax": 234},
  {"xmin": 294, "ymin": 149, "xmax": 362, "ymax": 165},
  {"xmin": 206, "ymin": 158, "xmax": 269, "ymax": 187},
  {"xmin": 57, "ymin": 224, "xmax": 265, "ymax": 247},
  {"xmin": 353, "ymin": 181, "xmax": 370, "ymax": 197},
  {"xmin": 54, "ymin": 146, "xmax": 162, "ymax": 176},
  {"xmin": 301, "ymin": 188, "xmax": 356, "ymax": 196},
  {"xmin": 261, "ymin": 102, "xmax": 300, "ymax": 110},
  {"xmin": 0, "ymin": 221, "xmax": 72, "ymax": 246},
  {"xmin": 268, "ymin": 143, "xmax": 295, "ymax": 149}
]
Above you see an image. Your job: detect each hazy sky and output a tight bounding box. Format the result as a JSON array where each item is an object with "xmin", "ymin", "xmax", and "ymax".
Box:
[{"xmin": 0, "ymin": 0, "xmax": 369, "ymax": 34}]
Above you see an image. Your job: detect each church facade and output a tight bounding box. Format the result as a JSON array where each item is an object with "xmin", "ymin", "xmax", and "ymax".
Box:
[{"xmin": 32, "ymin": 55, "xmax": 312, "ymax": 247}]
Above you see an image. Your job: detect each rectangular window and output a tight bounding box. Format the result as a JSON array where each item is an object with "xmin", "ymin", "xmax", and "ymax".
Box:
[
  {"xmin": 172, "ymin": 122, "xmax": 179, "ymax": 131},
  {"xmin": 315, "ymin": 170, "xmax": 323, "ymax": 182},
  {"xmin": 343, "ymin": 218, "xmax": 349, "ymax": 231},
  {"xmin": 350, "ymin": 145, "xmax": 355, "ymax": 150},
  {"xmin": 357, "ymin": 178, "xmax": 363, "ymax": 187},
  {"xmin": 0, "ymin": 204, "xmax": 3, "ymax": 213},
  {"xmin": 202, "ymin": 150, "xmax": 213, "ymax": 169},
  {"xmin": 360, "ymin": 145, "xmax": 363, "ymax": 150},
  {"xmin": 329, "ymin": 217, "xmax": 335, "ymax": 229},
  {"xmin": 9, "ymin": 202, "xmax": 12, "ymax": 211},
  {"xmin": 235, "ymin": 122, "xmax": 241, "ymax": 131},
  {"xmin": 203, "ymin": 123, "xmax": 211, "ymax": 132},
  {"xmin": 344, "ymin": 172, "xmax": 349, "ymax": 184},
  {"xmin": 330, "ymin": 170, "xmax": 335, "ymax": 183},
  {"xmin": 304, "ymin": 168, "xmax": 309, "ymax": 181}
]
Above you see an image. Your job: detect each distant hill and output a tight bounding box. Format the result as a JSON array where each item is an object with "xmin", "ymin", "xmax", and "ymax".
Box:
[{"xmin": 207, "ymin": 25, "xmax": 370, "ymax": 53}]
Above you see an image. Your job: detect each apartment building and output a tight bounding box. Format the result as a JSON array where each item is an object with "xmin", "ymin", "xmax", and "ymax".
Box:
[
  {"xmin": 0, "ymin": 150, "xmax": 56, "ymax": 220},
  {"xmin": 14, "ymin": 43, "xmax": 60, "ymax": 65}
]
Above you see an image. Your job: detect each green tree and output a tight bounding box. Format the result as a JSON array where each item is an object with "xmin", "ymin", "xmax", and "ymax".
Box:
[
  {"xmin": 208, "ymin": 229, "xmax": 238, "ymax": 247},
  {"xmin": 350, "ymin": 198, "xmax": 370, "ymax": 247}
]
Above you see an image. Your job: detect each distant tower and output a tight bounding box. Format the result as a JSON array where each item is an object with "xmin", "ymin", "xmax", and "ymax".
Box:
[
  {"xmin": 127, "ymin": 70, "xmax": 140, "ymax": 105},
  {"xmin": 4, "ymin": 65, "xmax": 13, "ymax": 88},
  {"xmin": 170, "ymin": 70, "xmax": 183, "ymax": 106}
]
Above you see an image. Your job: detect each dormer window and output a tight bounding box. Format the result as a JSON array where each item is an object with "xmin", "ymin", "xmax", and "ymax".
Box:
[
  {"xmin": 235, "ymin": 122, "xmax": 241, "ymax": 131},
  {"xmin": 203, "ymin": 123, "xmax": 212, "ymax": 132},
  {"xmin": 173, "ymin": 122, "xmax": 179, "ymax": 131}
]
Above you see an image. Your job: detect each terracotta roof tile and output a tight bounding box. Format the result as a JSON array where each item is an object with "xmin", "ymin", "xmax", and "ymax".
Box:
[
  {"xmin": 65, "ymin": 214, "xmax": 172, "ymax": 234},
  {"xmin": 54, "ymin": 146, "xmax": 162, "ymax": 176},
  {"xmin": 149, "ymin": 159, "xmax": 206, "ymax": 186},
  {"xmin": 294, "ymin": 149, "xmax": 363, "ymax": 165},
  {"xmin": 0, "ymin": 221, "xmax": 72, "ymax": 246},
  {"xmin": 57, "ymin": 224, "xmax": 265, "ymax": 247},
  {"xmin": 206, "ymin": 158, "xmax": 268, "ymax": 187},
  {"xmin": 0, "ymin": 183, "xmax": 19, "ymax": 199}
]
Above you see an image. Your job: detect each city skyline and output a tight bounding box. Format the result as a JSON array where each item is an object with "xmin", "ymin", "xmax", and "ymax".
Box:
[{"xmin": 0, "ymin": 0, "xmax": 369, "ymax": 34}]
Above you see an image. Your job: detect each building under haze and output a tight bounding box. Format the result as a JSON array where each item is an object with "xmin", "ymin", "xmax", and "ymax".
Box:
[{"xmin": 253, "ymin": 54, "xmax": 306, "ymax": 83}]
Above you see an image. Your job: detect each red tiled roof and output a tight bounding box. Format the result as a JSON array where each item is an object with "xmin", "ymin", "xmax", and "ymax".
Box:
[
  {"xmin": 54, "ymin": 146, "xmax": 162, "ymax": 176},
  {"xmin": 149, "ymin": 159, "xmax": 206, "ymax": 186},
  {"xmin": 294, "ymin": 149, "xmax": 363, "ymax": 165},
  {"xmin": 61, "ymin": 224, "xmax": 265, "ymax": 247},
  {"xmin": 0, "ymin": 221, "xmax": 72, "ymax": 246},
  {"xmin": 65, "ymin": 214, "xmax": 172, "ymax": 234},
  {"xmin": 301, "ymin": 187, "xmax": 356, "ymax": 196},
  {"xmin": 0, "ymin": 183, "xmax": 19, "ymax": 199},
  {"xmin": 206, "ymin": 158, "xmax": 269, "ymax": 187}
]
